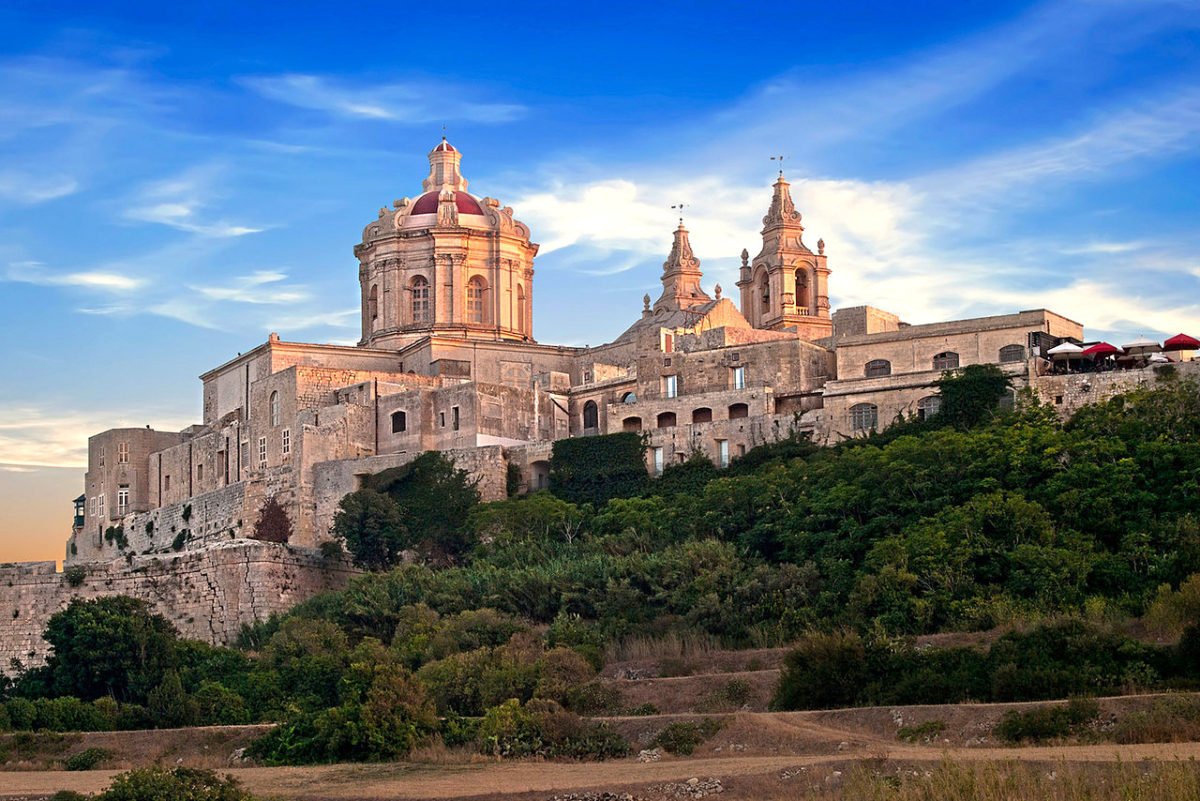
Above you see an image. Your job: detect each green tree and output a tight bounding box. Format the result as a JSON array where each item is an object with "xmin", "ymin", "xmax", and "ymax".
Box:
[
  {"xmin": 95, "ymin": 766, "xmax": 257, "ymax": 801},
  {"xmin": 332, "ymin": 489, "xmax": 405, "ymax": 570},
  {"xmin": 368, "ymin": 451, "xmax": 481, "ymax": 563},
  {"xmin": 41, "ymin": 596, "xmax": 179, "ymax": 704},
  {"xmin": 934, "ymin": 363, "xmax": 1011, "ymax": 429}
]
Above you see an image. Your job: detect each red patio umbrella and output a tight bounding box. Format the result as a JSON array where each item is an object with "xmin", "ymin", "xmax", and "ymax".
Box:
[
  {"xmin": 1163, "ymin": 333, "xmax": 1200, "ymax": 352},
  {"xmin": 1081, "ymin": 342, "xmax": 1121, "ymax": 357}
]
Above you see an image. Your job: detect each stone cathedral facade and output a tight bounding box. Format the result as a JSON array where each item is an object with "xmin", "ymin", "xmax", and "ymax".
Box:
[{"xmin": 3, "ymin": 139, "xmax": 1184, "ymax": 670}]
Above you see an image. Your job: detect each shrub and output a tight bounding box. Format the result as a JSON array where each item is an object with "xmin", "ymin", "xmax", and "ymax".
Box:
[
  {"xmin": 332, "ymin": 489, "xmax": 405, "ymax": 570},
  {"xmin": 64, "ymin": 567, "xmax": 86, "ymax": 588},
  {"xmin": 366, "ymin": 451, "xmax": 481, "ymax": 563},
  {"xmin": 172, "ymin": 531, "xmax": 187, "ymax": 551},
  {"xmin": 318, "ymin": 540, "xmax": 344, "ymax": 560},
  {"xmin": 477, "ymin": 698, "xmax": 627, "ymax": 759},
  {"xmin": 95, "ymin": 766, "xmax": 258, "ymax": 800},
  {"xmin": 771, "ymin": 631, "xmax": 867, "ymax": 710},
  {"xmin": 181, "ymin": 504, "xmax": 192, "ymax": 523},
  {"xmin": 700, "ymin": 678, "xmax": 755, "ymax": 712},
  {"xmin": 549, "ymin": 432, "xmax": 648, "ymax": 506},
  {"xmin": 897, "ymin": 719, "xmax": 947, "ymax": 743},
  {"xmin": 252, "ymin": 497, "xmax": 292, "ymax": 544},
  {"xmin": 994, "ymin": 697, "xmax": 1100, "ymax": 743},
  {"xmin": 66, "ymin": 746, "xmax": 112, "ymax": 770},
  {"xmin": 654, "ymin": 718, "xmax": 724, "ymax": 755},
  {"xmin": 564, "ymin": 681, "xmax": 620, "ymax": 715},
  {"xmin": 51, "ymin": 792, "xmax": 88, "ymax": 801}
]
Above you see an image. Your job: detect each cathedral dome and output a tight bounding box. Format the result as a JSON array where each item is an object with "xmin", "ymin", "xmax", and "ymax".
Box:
[{"xmin": 410, "ymin": 190, "xmax": 484, "ymax": 216}]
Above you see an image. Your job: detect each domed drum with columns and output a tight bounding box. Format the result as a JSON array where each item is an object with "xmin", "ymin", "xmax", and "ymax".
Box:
[{"xmin": 355, "ymin": 140, "xmax": 538, "ymax": 348}]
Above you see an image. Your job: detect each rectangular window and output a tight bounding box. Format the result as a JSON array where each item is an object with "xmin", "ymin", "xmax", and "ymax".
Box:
[
  {"xmin": 164, "ymin": 474, "xmax": 171, "ymax": 492},
  {"xmin": 196, "ymin": 463, "xmax": 204, "ymax": 481},
  {"xmin": 240, "ymin": 441, "xmax": 249, "ymax": 472},
  {"xmin": 651, "ymin": 447, "xmax": 664, "ymax": 476},
  {"xmin": 282, "ymin": 428, "xmax": 291, "ymax": 456},
  {"xmin": 98, "ymin": 447, "xmax": 105, "ymax": 468},
  {"xmin": 732, "ymin": 366, "xmax": 745, "ymax": 390},
  {"xmin": 117, "ymin": 486, "xmax": 129, "ymax": 515},
  {"xmin": 452, "ymin": 406, "xmax": 460, "ymax": 431},
  {"xmin": 716, "ymin": 440, "xmax": 729, "ymax": 468},
  {"xmin": 439, "ymin": 411, "xmax": 446, "ymax": 428},
  {"xmin": 258, "ymin": 436, "xmax": 267, "ymax": 465},
  {"xmin": 97, "ymin": 494, "xmax": 105, "ymax": 517},
  {"xmin": 89, "ymin": 497, "xmax": 96, "ymax": 516},
  {"xmin": 663, "ymin": 375, "xmax": 678, "ymax": 399},
  {"xmin": 117, "ymin": 441, "xmax": 129, "ymax": 464}
]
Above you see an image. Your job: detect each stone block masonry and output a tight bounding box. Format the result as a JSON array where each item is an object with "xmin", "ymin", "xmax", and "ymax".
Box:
[{"xmin": 0, "ymin": 541, "xmax": 359, "ymax": 676}]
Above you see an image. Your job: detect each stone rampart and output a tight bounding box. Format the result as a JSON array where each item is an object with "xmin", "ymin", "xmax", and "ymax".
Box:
[
  {"xmin": 1029, "ymin": 362, "xmax": 1199, "ymax": 416},
  {"xmin": 0, "ymin": 541, "xmax": 358, "ymax": 676}
]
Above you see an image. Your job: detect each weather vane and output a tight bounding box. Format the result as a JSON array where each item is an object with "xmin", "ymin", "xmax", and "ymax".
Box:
[
  {"xmin": 441, "ymin": 123, "xmax": 447, "ymax": 141},
  {"xmin": 670, "ymin": 202, "xmax": 689, "ymax": 225},
  {"xmin": 771, "ymin": 155, "xmax": 787, "ymax": 177}
]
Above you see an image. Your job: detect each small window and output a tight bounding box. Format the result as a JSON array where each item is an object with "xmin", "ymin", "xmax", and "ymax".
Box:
[
  {"xmin": 933, "ymin": 351, "xmax": 960, "ymax": 371},
  {"xmin": 657, "ymin": 411, "xmax": 677, "ymax": 429},
  {"xmin": 391, "ymin": 410, "xmax": 407, "ymax": 433},
  {"xmin": 117, "ymin": 441, "xmax": 129, "ymax": 464},
  {"xmin": 732, "ymin": 366, "xmax": 745, "ymax": 389},
  {"xmin": 410, "ymin": 276, "xmax": 430, "ymax": 323},
  {"xmin": 582, "ymin": 400, "xmax": 599, "ymax": 430},
  {"xmin": 623, "ymin": 416, "xmax": 642, "ymax": 432},
  {"xmin": 998, "ymin": 388, "xmax": 1017, "ymax": 410},
  {"xmin": 999, "ymin": 344, "xmax": 1025, "ymax": 363},
  {"xmin": 439, "ymin": 411, "xmax": 446, "ymax": 427},
  {"xmin": 117, "ymin": 486, "xmax": 129, "ymax": 516},
  {"xmin": 663, "ymin": 375, "xmax": 678, "ymax": 398},
  {"xmin": 716, "ymin": 439, "xmax": 729, "ymax": 468},
  {"xmin": 850, "ymin": 402, "xmax": 878, "ymax": 432},
  {"xmin": 692, "ymin": 407, "xmax": 713, "ymax": 424},
  {"xmin": 467, "ymin": 277, "xmax": 486, "ymax": 324},
  {"xmin": 368, "ymin": 284, "xmax": 379, "ymax": 320},
  {"xmin": 728, "ymin": 402, "xmax": 749, "ymax": 419},
  {"xmin": 98, "ymin": 446, "xmax": 105, "ymax": 468},
  {"xmin": 651, "ymin": 446, "xmax": 664, "ymax": 476},
  {"xmin": 282, "ymin": 428, "xmax": 291, "ymax": 456},
  {"xmin": 258, "ymin": 436, "xmax": 267, "ymax": 465},
  {"xmin": 163, "ymin": 473, "xmax": 170, "ymax": 492},
  {"xmin": 270, "ymin": 391, "xmax": 281, "ymax": 427},
  {"xmin": 452, "ymin": 406, "xmax": 460, "ymax": 431},
  {"xmin": 865, "ymin": 359, "xmax": 891, "ymax": 378},
  {"xmin": 196, "ymin": 463, "xmax": 204, "ymax": 481},
  {"xmin": 97, "ymin": 494, "xmax": 105, "ymax": 517},
  {"xmin": 240, "ymin": 441, "xmax": 249, "ymax": 470},
  {"xmin": 916, "ymin": 395, "xmax": 941, "ymax": 420},
  {"xmin": 621, "ymin": 392, "xmax": 637, "ymax": 404}
]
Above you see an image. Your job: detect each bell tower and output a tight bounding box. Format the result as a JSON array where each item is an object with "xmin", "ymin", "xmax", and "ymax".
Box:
[
  {"xmin": 737, "ymin": 173, "xmax": 832, "ymax": 341},
  {"xmin": 653, "ymin": 223, "xmax": 712, "ymax": 312}
]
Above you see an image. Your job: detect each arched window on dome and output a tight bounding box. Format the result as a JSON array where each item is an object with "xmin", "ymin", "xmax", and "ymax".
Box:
[
  {"xmin": 269, "ymin": 391, "xmax": 280, "ymax": 427},
  {"xmin": 410, "ymin": 276, "xmax": 430, "ymax": 323},
  {"xmin": 467, "ymin": 276, "xmax": 487, "ymax": 324},
  {"xmin": 367, "ymin": 284, "xmax": 378, "ymax": 323},
  {"xmin": 794, "ymin": 268, "xmax": 809, "ymax": 309},
  {"xmin": 516, "ymin": 284, "xmax": 526, "ymax": 333}
]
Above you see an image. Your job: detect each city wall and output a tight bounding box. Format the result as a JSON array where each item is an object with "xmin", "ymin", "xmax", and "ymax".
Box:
[{"xmin": 0, "ymin": 541, "xmax": 359, "ymax": 676}]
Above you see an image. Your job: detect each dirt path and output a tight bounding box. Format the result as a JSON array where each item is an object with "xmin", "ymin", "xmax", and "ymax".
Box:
[{"xmin": 8, "ymin": 741, "xmax": 1200, "ymax": 800}]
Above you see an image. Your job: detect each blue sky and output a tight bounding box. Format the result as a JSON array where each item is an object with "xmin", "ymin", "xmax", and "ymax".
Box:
[{"xmin": 2, "ymin": 0, "xmax": 1199, "ymax": 560}]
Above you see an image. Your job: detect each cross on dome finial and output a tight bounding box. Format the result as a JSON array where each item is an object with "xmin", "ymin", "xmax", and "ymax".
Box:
[
  {"xmin": 771, "ymin": 155, "xmax": 787, "ymax": 178},
  {"xmin": 670, "ymin": 202, "xmax": 689, "ymax": 226}
]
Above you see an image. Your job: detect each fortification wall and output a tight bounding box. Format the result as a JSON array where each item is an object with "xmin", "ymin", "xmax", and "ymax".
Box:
[
  {"xmin": 0, "ymin": 542, "xmax": 358, "ymax": 676},
  {"xmin": 1030, "ymin": 362, "xmax": 1200, "ymax": 416}
]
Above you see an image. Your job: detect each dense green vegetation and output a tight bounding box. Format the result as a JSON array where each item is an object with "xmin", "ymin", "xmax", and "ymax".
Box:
[{"xmin": 2, "ymin": 372, "xmax": 1199, "ymax": 765}]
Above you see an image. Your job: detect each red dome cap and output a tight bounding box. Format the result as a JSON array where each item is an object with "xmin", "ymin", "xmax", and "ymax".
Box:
[
  {"xmin": 433, "ymin": 139, "xmax": 457, "ymax": 152},
  {"xmin": 410, "ymin": 190, "xmax": 483, "ymax": 216}
]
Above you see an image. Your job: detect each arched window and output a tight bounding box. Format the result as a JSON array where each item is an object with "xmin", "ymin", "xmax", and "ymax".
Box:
[
  {"xmin": 759, "ymin": 273, "xmax": 770, "ymax": 312},
  {"xmin": 865, "ymin": 359, "xmax": 891, "ymax": 378},
  {"xmin": 410, "ymin": 276, "xmax": 430, "ymax": 323},
  {"xmin": 849, "ymin": 403, "xmax": 878, "ymax": 431},
  {"xmin": 656, "ymin": 411, "xmax": 677, "ymax": 428},
  {"xmin": 516, "ymin": 284, "xmax": 526, "ymax": 332},
  {"xmin": 728, "ymin": 402, "xmax": 749, "ymax": 419},
  {"xmin": 999, "ymin": 344, "xmax": 1025, "ymax": 363},
  {"xmin": 391, "ymin": 410, "xmax": 407, "ymax": 433},
  {"xmin": 794, "ymin": 268, "xmax": 809, "ymax": 308},
  {"xmin": 621, "ymin": 392, "xmax": 637, "ymax": 404},
  {"xmin": 622, "ymin": 416, "xmax": 642, "ymax": 432},
  {"xmin": 933, "ymin": 351, "xmax": 960, "ymax": 371},
  {"xmin": 916, "ymin": 396, "xmax": 941, "ymax": 420},
  {"xmin": 466, "ymin": 276, "xmax": 486, "ymax": 324},
  {"xmin": 269, "ymin": 391, "xmax": 280, "ymax": 427},
  {"xmin": 368, "ymin": 284, "xmax": 379, "ymax": 321},
  {"xmin": 692, "ymin": 407, "xmax": 713, "ymax": 424},
  {"xmin": 582, "ymin": 400, "xmax": 598, "ymax": 430}
]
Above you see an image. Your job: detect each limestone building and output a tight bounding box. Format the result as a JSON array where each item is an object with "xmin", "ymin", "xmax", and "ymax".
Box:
[{"xmin": 63, "ymin": 139, "xmax": 1158, "ymax": 569}]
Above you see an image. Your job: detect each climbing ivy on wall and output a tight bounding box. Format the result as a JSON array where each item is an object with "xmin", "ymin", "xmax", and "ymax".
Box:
[{"xmin": 549, "ymin": 431, "xmax": 649, "ymax": 506}]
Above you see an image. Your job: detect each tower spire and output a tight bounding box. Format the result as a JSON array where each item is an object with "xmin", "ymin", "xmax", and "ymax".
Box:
[{"xmin": 653, "ymin": 223, "xmax": 711, "ymax": 313}]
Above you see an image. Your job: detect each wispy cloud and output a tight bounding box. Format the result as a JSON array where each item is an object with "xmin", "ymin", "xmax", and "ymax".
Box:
[
  {"xmin": 5, "ymin": 261, "xmax": 144, "ymax": 291},
  {"xmin": 241, "ymin": 74, "xmax": 526, "ymax": 124},
  {"xmin": 124, "ymin": 167, "xmax": 263, "ymax": 237},
  {"xmin": 0, "ymin": 405, "xmax": 192, "ymax": 469},
  {"xmin": 0, "ymin": 170, "xmax": 78, "ymax": 204},
  {"xmin": 191, "ymin": 271, "xmax": 308, "ymax": 304}
]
